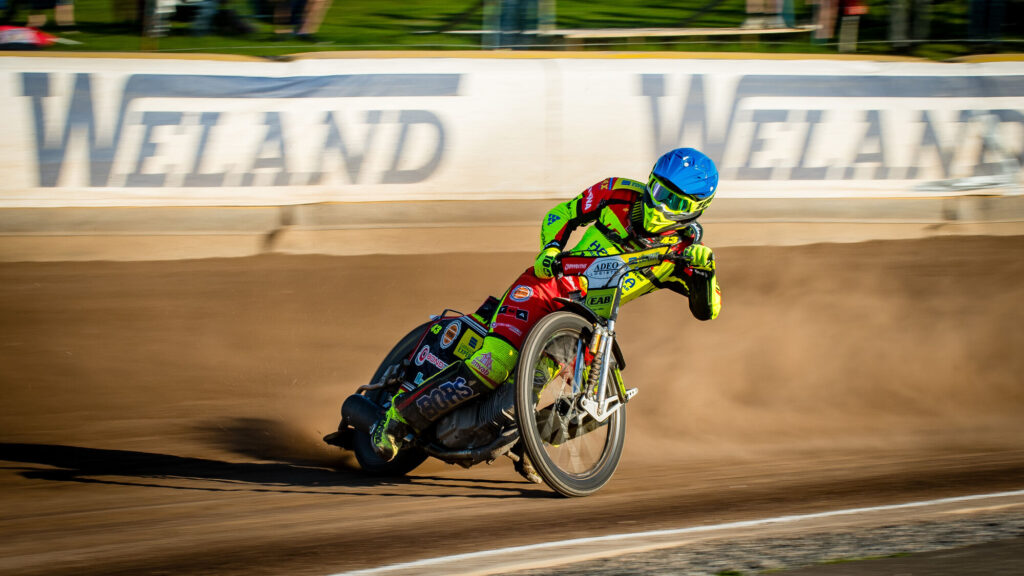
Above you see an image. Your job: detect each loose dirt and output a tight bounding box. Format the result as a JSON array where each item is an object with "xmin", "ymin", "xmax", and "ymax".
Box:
[{"xmin": 1, "ymin": 235, "xmax": 1023, "ymax": 575}]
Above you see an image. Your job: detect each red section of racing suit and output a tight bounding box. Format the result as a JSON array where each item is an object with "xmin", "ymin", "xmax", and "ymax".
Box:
[{"xmin": 487, "ymin": 268, "xmax": 586, "ymax": 351}]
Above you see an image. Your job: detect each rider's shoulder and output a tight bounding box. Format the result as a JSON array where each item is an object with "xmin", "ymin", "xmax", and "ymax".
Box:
[
  {"xmin": 608, "ymin": 177, "xmax": 646, "ymax": 195},
  {"xmin": 581, "ymin": 178, "xmax": 645, "ymax": 193},
  {"xmin": 579, "ymin": 177, "xmax": 644, "ymax": 201}
]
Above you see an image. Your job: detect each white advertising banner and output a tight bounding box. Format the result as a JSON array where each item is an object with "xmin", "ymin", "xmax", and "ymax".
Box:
[{"xmin": 0, "ymin": 55, "xmax": 1021, "ymax": 207}]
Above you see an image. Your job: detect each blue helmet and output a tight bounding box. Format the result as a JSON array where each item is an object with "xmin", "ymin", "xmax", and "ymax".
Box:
[{"xmin": 642, "ymin": 148, "xmax": 718, "ymax": 233}]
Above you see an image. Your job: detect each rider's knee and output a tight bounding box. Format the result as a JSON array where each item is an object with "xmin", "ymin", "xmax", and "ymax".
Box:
[{"xmin": 467, "ymin": 336, "xmax": 519, "ymax": 388}]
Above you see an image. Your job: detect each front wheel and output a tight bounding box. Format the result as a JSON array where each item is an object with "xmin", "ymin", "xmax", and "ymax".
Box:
[{"xmin": 515, "ymin": 311, "xmax": 626, "ymax": 497}]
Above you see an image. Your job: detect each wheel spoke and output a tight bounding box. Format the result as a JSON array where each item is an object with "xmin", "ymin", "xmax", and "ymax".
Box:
[
  {"xmin": 516, "ymin": 312, "xmax": 626, "ymax": 496},
  {"xmin": 534, "ymin": 331, "xmax": 610, "ymax": 474}
]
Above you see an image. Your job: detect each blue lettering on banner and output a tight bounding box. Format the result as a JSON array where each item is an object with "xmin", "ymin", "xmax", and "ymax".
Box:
[
  {"xmin": 21, "ymin": 73, "xmax": 461, "ymax": 188},
  {"xmin": 415, "ymin": 376, "xmax": 477, "ymax": 419},
  {"xmin": 641, "ymin": 74, "xmax": 1024, "ymax": 181}
]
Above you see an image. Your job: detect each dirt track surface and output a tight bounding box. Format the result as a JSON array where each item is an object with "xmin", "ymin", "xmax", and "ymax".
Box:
[{"xmin": 2, "ymin": 235, "xmax": 1024, "ymax": 575}]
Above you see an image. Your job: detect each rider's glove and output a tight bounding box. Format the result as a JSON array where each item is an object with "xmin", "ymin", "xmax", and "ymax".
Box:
[
  {"xmin": 680, "ymin": 244, "xmax": 715, "ymax": 272},
  {"xmin": 534, "ymin": 246, "xmax": 561, "ymax": 279}
]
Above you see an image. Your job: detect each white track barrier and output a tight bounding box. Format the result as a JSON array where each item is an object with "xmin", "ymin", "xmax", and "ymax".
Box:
[{"xmin": 1, "ymin": 55, "xmax": 1022, "ymax": 208}]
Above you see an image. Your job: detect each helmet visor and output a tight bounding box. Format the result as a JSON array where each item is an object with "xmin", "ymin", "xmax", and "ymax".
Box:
[{"xmin": 648, "ymin": 180, "xmax": 699, "ymax": 216}]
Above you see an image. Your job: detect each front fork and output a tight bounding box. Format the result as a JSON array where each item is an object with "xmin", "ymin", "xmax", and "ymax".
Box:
[{"xmin": 578, "ymin": 320, "xmax": 637, "ymax": 423}]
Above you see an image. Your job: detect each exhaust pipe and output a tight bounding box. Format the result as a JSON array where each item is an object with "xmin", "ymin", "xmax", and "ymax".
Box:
[{"xmin": 342, "ymin": 394, "xmax": 384, "ymax": 434}]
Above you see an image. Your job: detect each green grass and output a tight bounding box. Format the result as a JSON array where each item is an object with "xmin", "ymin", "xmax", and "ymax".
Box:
[{"xmin": 7, "ymin": 0, "xmax": 1023, "ymax": 60}]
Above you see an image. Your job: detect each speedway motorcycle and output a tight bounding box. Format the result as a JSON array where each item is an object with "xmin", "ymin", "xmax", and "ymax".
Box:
[{"xmin": 324, "ymin": 246, "xmax": 671, "ymax": 497}]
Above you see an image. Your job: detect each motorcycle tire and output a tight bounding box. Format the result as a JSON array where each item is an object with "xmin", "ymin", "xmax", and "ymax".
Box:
[
  {"xmin": 515, "ymin": 311, "xmax": 626, "ymax": 497},
  {"xmin": 351, "ymin": 322, "xmax": 431, "ymax": 476}
]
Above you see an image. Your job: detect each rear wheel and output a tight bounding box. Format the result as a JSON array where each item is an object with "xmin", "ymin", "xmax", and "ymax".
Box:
[
  {"xmin": 351, "ymin": 323, "xmax": 430, "ymax": 476},
  {"xmin": 515, "ymin": 311, "xmax": 626, "ymax": 497}
]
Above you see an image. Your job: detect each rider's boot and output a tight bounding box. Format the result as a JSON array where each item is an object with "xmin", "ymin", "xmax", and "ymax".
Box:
[
  {"xmin": 368, "ymin": 404, "xmax": 410, "ymax": 462},
  {"xmin": 512, "ymin": 443, "xmax": 543, "ymax": 484},
  {"xmin": 370, "ymin": 361, "xmax": 493, "ymax": 461},
  {"xmin": 508, "ymin": 356, "xmax": 557, "ymax": 483}
]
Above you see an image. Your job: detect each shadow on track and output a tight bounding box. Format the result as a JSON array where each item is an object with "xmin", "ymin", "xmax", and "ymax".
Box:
[
  {"xmin": 0, "ymin": 423, "xmax": 551, "ymax": 499},
  {"xmin": 191, "ymin": 416, "xmax": 552, "ymax": 493},
  {"xmin": 192, "ymin": 416, "xmax": 359, "ymax": 470}
]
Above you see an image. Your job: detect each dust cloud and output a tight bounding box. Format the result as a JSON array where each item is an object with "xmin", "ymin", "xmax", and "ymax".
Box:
[{"xmin": 1, "ymin": 236, "xmax": 1022, "ymax": 472}]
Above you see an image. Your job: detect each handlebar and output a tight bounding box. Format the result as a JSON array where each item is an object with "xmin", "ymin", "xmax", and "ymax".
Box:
[
  {"xmin": 555, "ymin": 246, "xmax": 667, "ymax": 287},
  {"xmin": 554, "ymin": 245, "xmax": 713, "ymax": 287},
  {"xmin": 558, "ymin": 245, "xmax": 669, "ymax": 272}
]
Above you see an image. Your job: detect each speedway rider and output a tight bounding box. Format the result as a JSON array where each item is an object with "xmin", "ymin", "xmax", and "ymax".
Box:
[{"xmin": 370, "ymin": 147, "xmax": 723, "ymax": 472}]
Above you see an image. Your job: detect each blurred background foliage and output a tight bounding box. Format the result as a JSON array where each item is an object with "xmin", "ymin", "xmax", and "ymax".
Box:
[{"xmin": 2, "ymin": 0, "xmax": 1021, "ymax": 60}]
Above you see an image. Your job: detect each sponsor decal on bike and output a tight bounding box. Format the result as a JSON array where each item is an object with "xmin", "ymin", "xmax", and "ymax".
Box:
[
  {"xmin": 561, "ymin": 260, "xmax": 590, "ymax": 274},
  {"xmin": 454, "ymin": 332, "xmax": 482, "ymax": 359},
  {"xmin": 626, "ymin": 252, "xmax": 661, "ymax": 267},
  {"xmin": 440, "ymin": 321, "xmax": 460, "ymax": 349},
  {"xmin": 415, "ymin": 377, "xmax": 477, "ymax": 420},
  {"xmin": 509, "ymin": 285, "xmax": 533, "ymax": 302},
  {"xmin": 471, "ymin": 352, "xmax": 492, "ymax": 376},
  {"xmin": 623, "ymin": 277, "xmax": 636, "ymax": 290},
  {"xmin": 430, "ymin": 324, "xmax": 443, "ymax": 335},
  {"xmin": 586, "ymin": 260, "xmax": 620, "ymax": 279},
  {"xmin": 413, "ymin": 372, "xmax": 424, "ymax": 385},
  {"xmin": 588, "ymin": 295, "xmax": 612, "ymax": 306},
  {"xmin": 414, "ymin": 345, "xmax": 447, "ymax": 370}
]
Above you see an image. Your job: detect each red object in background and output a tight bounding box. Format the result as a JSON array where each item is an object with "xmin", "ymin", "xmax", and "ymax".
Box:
[
  {"xmin": 843, "ymin": 0, "xmax": 869, "ymax": 16},
  {"xmin": 0, "ymin": 26, "xmax": 57, "ymax": 48}
]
